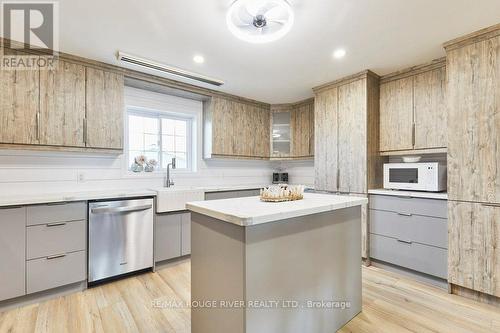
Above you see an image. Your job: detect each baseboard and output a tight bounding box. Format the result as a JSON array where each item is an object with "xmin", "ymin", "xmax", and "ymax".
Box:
[
  {"xmin": 155, "ymin": 255, "xmax": 191, "ymax": 270},
  {"xmin": 450, "ymin": 284, "xmax": 500, "ymax": 307},
  {"xmin": 0, "ymin": 281, "xmax": 86, "ymax": 313},
  {"xmin": 370, "ymin": 259, "xmax": 448, "ymax": 290}
]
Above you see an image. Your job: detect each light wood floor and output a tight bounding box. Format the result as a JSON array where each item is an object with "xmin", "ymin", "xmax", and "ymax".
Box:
[{"xmin": 1, "ymin": 259, "xmax": 499, "ymax": 333}]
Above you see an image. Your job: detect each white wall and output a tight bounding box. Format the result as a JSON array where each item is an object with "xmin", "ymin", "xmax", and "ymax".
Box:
[{"xmin": 0, "ymin": 88, "xmax": 316, "ymax": 196}]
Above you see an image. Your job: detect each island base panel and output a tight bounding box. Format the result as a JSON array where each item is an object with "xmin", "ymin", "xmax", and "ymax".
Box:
[{"xmin": 191, "ymin": 206, "xmax": 362, "ymax": 333}]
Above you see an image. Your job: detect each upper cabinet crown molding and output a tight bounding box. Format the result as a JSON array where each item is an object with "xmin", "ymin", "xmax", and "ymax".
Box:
[
  {"xmin": 443, "ymin": 23, "xmax": 500, "ymax": 51},
  {"xmin": 312, "ymin": 70, "xmax": 379, "ymax": 94},
  {"xmin": 379, "ymin": 58, "xmax": 446, "ymax": 84}
]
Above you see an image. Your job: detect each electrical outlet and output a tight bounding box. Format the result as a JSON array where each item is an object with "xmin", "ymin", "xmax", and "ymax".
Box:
[{"xmin": 78, "ymin": 172, "xmax": 85, "ymax": 182}]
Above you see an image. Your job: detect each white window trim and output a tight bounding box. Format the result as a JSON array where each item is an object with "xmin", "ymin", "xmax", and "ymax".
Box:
[
  {"xmin": 124, "ymin": 106, "xmax": 195, "ymax": 175},
  {"xmin": 122, "ymin": 86, "xmax": 201, "ymax": 178}
]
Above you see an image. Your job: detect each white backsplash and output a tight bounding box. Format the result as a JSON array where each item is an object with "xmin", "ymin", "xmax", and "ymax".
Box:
[{"xmin": 0, "ymin": 149, "xmax": 274, "ymax": 196}]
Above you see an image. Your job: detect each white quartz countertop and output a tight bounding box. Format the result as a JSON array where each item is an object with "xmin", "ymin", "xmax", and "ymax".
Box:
[
  {"xmin": 186, "ymin": 193, "xmax": 368, "ymax": 226},
  {"xmin": 368, "ymin": 189, "xmax": 448, "ymax": 200},
  {"xmin": 0, "ymin": 189, "xmax": 158, "ymax": 207},
  {"xmin": 0, "ymin": 184, "xmax": 310, "ymax": 207}
]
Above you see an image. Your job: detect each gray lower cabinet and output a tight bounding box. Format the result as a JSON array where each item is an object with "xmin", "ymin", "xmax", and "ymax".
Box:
[
  {"xmin": 25, "ymin": 202, "xmax": 87, "ymax": 294},
  {"xmin": 369, "ymin": 194, "xmax": 448, "ymax": 279},
  {"xmin": 0, "ymin": 201, "xmax": 88, "ymax": 302},
  {"xmin": 204, "ymin": 189, "xmax": 260, "ymax": 200},
  {"xmin": 27, "ymin": 202, "xmax": 87, "ymax": 225},
  {"xmin": 181, "ymin": 213, "xmax": 191, "ymax": 255},
  {"xmin": 27, "ymin": 251, "xmax": 86, "ymax": 294},
  {"xmin": 155, "ymin": 213, "xmax": 182, "ymax": 262},
  {"xmin": 0, "ymin": 207, "xmax": 26, "ymax": 301},
  {"xmin": 27, "ymin": 220, "xmax": 86, "ymax": 260},
  {"xmin": 155, "ymin": 211, "xmax": 191, "ymax": 262},
  {"xmin": 370, "ymin": 234, "xmax": 447, "ymax": 279}
]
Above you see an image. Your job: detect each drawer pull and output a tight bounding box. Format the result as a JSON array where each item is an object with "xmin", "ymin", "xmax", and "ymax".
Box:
[
  {"xmin": 482, "ymin": 203, "xmax": 500, "ymax": 208},
  {"xmin": 397, "ymin": 212, "xmax": 412, "ymax": 217},
  {"xmin": 46, "ymin": 222, "xmax": 67, "ymax": 227},
  {"xmin": 0, "ymin": 206, "xmax": 23, "ymax": 209},
  {"xmin": 46, "ymin": 254, "xmax": 67, "ymax": 260},
  {"xmin": 397, "ymin": 239, "xmax": 413, "ymax": 245}
]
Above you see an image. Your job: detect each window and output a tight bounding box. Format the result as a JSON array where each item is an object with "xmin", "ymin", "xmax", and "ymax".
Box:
[{"xmin": 127, "ymin": 108, "xmax": 192, "ymax": 171}]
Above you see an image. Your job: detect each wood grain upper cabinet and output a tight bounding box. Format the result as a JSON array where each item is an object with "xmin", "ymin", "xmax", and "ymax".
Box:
[
  {"xmin": 290, "ymin": 100, "xmax": 314, "ymax": 158},
  {"xmin": 414, "ymin": 67, "xmax": 447, "ymax": 149},
  {"xmin": 338, "ymin": 79, "xmax": 368, "ymax": 194},
  {"xmin": 448, "ymin": 201, "xmax": 500, "ymax": 297},
  {"xmin": 204, "ymin": 96, "xmax": 270, "ymax": 159},
  {"xmin": 447, "ymin": 35, "xmax": 500, "ymax": 203},
  {"xmin": 379, "ymin": 77, "xmax": 414, "ymax": 152},
  {"xmin": 85, "ymin": 67, "xmax": 124, "ymax": 150},
  {"xmin": 39, "ymin": 60, "xmax": 86, "ymax": 147},
  {"xmin": 314, "ymin": 87, "xmax": 339, "ymax": 192},
  {"xmin": 379, "ymin": 60, "xmax": 447, "ymax": 153},
  {"xmin": 0, "ymin": 50, "xmax": 39, "ymax": 145}
]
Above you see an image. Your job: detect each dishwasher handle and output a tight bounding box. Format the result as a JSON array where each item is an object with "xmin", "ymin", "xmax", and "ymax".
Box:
[{"xmin": 91, "ymin": 204, "xmax": 152, "ymax": 214}]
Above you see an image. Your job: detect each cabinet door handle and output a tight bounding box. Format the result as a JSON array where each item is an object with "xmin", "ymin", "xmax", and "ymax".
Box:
[
  {"xmin": 83, "ymin": 118, "xmax": 87, "ymax": 144},
  {"xmin": 36, "ymin": 112, "xmax": 41, "ymax": 141},
  {"xmin": 397, "ymin": 212, "xmax": 412, "ymax": 217},
  {"xmin": 46, "ymin": 222, "xmax": 67, "ymax": 227},
  {"xmin": 46, "ymin": 254, "xmax": 66, "ymax": 260},
  {"xmin": 397, "ymin": 239, "xmax": 413, "ymax": 245},
  {"xmin": 411, "ymin": 123, "xmax": 416, "ymax": 147}
]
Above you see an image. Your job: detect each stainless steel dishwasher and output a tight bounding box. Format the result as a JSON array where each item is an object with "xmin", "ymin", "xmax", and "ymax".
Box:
[{"xmin": 88, "ymin": 198, "xmax": 154, "ymax": 283}]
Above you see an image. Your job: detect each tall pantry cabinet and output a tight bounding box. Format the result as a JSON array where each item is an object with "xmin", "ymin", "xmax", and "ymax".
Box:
[
  {"xmin": 313, "ymin": 71, "xmax": 383, "ymax": 259},
  {"xmin": 446, "ymin": 24, "xmax": 500, "ymax": 299}
]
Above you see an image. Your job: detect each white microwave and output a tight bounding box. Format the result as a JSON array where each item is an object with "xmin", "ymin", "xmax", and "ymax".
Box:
[{"xmin": 383, "ymin": 162, "xmax": 447, "ymax": 192}]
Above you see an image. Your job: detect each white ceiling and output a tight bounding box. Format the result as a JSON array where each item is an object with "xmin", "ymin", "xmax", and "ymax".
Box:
[{"xmin": 54, "ymin": 0, "xmax": 500, "ymax": 103}]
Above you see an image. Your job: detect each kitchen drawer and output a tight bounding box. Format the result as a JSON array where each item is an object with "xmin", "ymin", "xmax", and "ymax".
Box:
[
  {"xmin": 27, "ymin": 220, "xmax": 86, "ymax": 260},
  {"xmin": 369, "ymin": 209, "xmax": 447, "ymax": 249},
  {"xmin": 369, "ymin": 194, "xmax": 447, "ymax": 218},
  {"xmin": 370, "ymin": 233, "xmax": 447, "ymax": 279},
  {"xmin": 27, "ymin": 201, "xmax": 86, "ymax": 226},
  {"xmin": 27, "ymin": 250, "xmax": 86, "ymax": 294}
]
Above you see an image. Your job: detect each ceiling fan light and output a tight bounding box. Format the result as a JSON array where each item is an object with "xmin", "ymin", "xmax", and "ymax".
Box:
[{"xmin": 226, "ymin": 0, "xmax": 294, "ymax": 44}]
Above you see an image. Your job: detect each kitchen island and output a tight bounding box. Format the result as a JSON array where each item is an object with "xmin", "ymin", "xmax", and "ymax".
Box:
[{"xmin": 186, "ymin": 193, "xmax": 367, "ymax": 333}]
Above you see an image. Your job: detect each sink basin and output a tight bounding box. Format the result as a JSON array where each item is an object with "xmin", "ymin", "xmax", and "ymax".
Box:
[{"xmin": 152, "ymin": 187, "xmax": 205, "ymax": 213}]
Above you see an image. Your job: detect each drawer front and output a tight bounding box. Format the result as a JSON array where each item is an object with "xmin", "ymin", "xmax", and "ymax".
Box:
[
  {"xmin": 27, "ymin": 202, "xmax": 87, "ymax": 226},
  {"xmin": 369, "ymin": 209, "xmax": 447, "ymax": 248},
  {"xmin": 369, "ymin": 195, "xmax": 447, "ymax": 218},
  {"xmin": 204, "ymin": 189, "xmax": 260, "ymax": 201},
  {"xmin": 27, "ymin": 250, "xmax": 86, "ymax": 294},
  {"xmin": 370, "ymin": 233, "xmax": 447, "ymax": 279},
  {"xmin": 27, "ymin": 220, "xmax": 86, "ymax": 260}
]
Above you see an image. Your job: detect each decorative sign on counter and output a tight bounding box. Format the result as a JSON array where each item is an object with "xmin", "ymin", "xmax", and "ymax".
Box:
[{"xmin": 260, "ymin": 184, "xmax": 305, "ymax": 202}]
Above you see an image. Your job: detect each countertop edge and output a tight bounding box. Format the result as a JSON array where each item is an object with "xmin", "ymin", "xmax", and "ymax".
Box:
[
  {"xmin": 186, "ymin": 196, "xmax": 368, "ymax": 227},
  {"xmin": 368, "ymin": 189, "xmax": 448, "ymax": 200}
]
